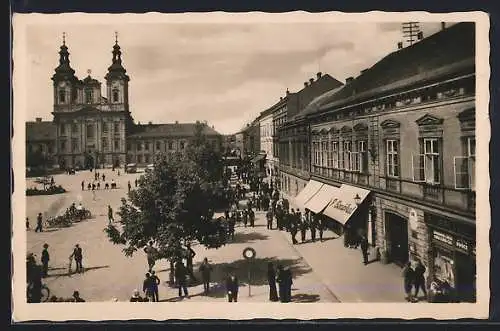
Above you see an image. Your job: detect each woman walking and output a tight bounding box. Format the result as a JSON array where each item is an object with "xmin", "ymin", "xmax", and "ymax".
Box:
[{"xmin": 267, "ymin": 262, "xmax": 278, "ymax": 302}]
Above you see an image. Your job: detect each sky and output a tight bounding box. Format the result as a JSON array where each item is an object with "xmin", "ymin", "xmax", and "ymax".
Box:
[{"xmin": 23, "ymin": 20, "xmax": 451, "ymax": 135}]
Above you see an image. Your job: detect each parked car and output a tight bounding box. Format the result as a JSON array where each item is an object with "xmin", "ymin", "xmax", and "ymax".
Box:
[{"xmin": 125, "ymin": 163, "xmax": 137, "ymax": 173}]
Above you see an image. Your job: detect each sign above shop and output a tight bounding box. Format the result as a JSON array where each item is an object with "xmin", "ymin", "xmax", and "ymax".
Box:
[
  {"xmin": 433, "ymin": 230, "xmax": 453, "ymax": 246},
  {"xmin": 455, "ymin": 238, "xmax": 469, "ymax": 252}
]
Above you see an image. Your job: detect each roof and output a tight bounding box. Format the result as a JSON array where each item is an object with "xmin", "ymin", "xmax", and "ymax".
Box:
[
  {"xmin": 315, "ymin": 22, "xmax": 475, "ymax": 114},
  {"xmin": 128, "ymin": 123, "xmax": 221, "ymax": 139},
  {"xmin": 26, "ymin": 121, "xmax": 56, "ymax": 141},
  {"xmin": 291, "ymin": 85, "xmax": 344, "ymax": 121}
]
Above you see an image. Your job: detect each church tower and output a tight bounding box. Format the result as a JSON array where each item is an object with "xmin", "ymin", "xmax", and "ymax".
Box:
[
  {"xmin": 51, "ymin": 32, "xmax": 78, "ymax": 112},
  {"xmin": 104, "ymin": 32, "xmax": 130, "ymax": 112}
]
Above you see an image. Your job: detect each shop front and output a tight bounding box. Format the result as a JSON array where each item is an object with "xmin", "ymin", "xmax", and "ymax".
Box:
[
  {"xmin": 293, "ymin": 179, "xmax": 323, "ymax": 210},
  {"xmin": 425, "ymin": 213, "xmax": 476, "ymax": 302}
]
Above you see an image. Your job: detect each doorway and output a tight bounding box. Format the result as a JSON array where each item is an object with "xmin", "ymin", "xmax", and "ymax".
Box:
[
  {"xmin": 455, "ymin": 252, "xmax": 476, "ymax": 302},
  {"xmin": 385, "ymin": 212, "xmax": 409, "ymax": 266}
]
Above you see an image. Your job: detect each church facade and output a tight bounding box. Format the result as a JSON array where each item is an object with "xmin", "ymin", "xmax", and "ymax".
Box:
[{"xmin": 26, "ymin": 35, "xmax": 222, "ymax": 170}]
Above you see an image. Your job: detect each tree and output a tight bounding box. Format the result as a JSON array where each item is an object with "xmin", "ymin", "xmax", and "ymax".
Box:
[{"xmin": 105, "ymin": 122, "xmax": 227, "ymax": 263}]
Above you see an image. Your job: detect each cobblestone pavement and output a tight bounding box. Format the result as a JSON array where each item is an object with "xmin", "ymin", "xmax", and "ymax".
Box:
[{"xmin": 26, "ymin": 170, "xmax": 338, "ymax": 303}]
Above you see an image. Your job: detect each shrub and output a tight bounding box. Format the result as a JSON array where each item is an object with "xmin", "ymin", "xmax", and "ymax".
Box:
[{"xmin": 26, "ymin": 185, "xmax": 66, "ymax": 196}]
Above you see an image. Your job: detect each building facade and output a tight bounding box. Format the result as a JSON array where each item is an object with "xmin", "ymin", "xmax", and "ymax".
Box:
[
  {"xmin": 27, "ymin": 36, "xmax": 222, "ymax": 169},
  {"xmin": 280, "ymin": 22, "xmax": 476, "ymax": 302},
  {"xmin": 259, "ymin": 109, "xmax": 274, "ymax": 180}
]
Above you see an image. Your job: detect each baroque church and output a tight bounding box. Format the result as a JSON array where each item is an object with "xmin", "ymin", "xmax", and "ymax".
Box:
[{"xmin": 26, "ymin": 34, "xmax": 222, "ymax": 170}]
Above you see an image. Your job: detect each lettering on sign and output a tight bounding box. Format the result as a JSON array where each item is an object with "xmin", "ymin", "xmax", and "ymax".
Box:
[
  {"xmin": 433, "ymin": 230, "xmax": 453, "ymax": 246},
  {"xmin": 455, "ymin": 239, "xmax": 469, "ymax": 252},
  {"xmin": 330, "ymin": 198, "xmax": 357, "ymax": 214}
]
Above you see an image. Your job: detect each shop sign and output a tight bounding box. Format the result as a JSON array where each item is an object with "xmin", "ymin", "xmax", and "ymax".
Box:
[
  {"xmin": 329, "ymin": 198, "xmax": 357, "ymax": 215},
  {"xmin": 455, "ymin": 238, "xmax": 469, "ymax": 252},
  {"xmin": 433, "ymin": 230, "xmax": 453, "ymax": 246}
]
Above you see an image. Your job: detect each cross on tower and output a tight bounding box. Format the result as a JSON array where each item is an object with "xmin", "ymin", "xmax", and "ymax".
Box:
[
  {"xmin": 62, "ymin": 32, "xmax": 66, "ymax": 45},
  {"xmin": 115, "ymin": 31, "xmax": 118, "ymax": 44},
  {"xmin": 87, "ymin": 69, "xmax": 92, "ymax": 75}
]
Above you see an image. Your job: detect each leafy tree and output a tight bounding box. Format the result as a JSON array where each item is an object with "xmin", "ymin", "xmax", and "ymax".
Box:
[{"xmin": 105, "ymin": 122, "xmax": 228, "ymax": 263}]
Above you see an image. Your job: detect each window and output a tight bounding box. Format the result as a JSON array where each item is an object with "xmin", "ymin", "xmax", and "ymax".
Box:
[
  {"xmin": 102, "ymin": 138, "xmax": 108, "ymax": 151},
  {"xmin": 72, "ymin": 123, "xmax": 78, "ymax": 133},
  {"xmin": 343, "ymin": 140, "xmax": 352, "ymax": 170},
  {"xmin": 86, "ymin": 124, "xmax": 94, "ymax": 138},
  {"xmin": 114, "ymin": 122, "xmax": 120, "ymax": 134},
  {"xmin": 332, "ymin": 141, "xmax": 339, "ymax": 168},
  {"xmin": 413, "ymin": 138, "xmax": 441, "ymax": 184},
  {"xmin": 137, "ymin": 142, "xmax": 142, "ymax": 151},
  {"xmin": 59, "ymin": 90, "xmax": 66, "ymax": 103},
  {"xmin": 145, "ymin": 142, "xmax": 149, "ymax": 151},
  {"xmin": 168, "ymin": 142, "xmax": 173, "ymax": 150},
  {"xmin": 321, "ymin": 140, "xmax": 328, "ymax": 168},
  {"xmin": 71, "ymin": 138, "xmax": 79, "ymax": 152},
  {"xmin": 112, "ymin": 89, "xmax": 119, "ymax": 103},
  {"xmin": 114, "ymin": 140, "xmax": 120, "ymax": 150},
  {"xmin": 454, "ymin": 137, "xmax": 475, "ymax": 190},
  {"xmin": 351, "ymin": 140, "xmax": 367, "ymax": 172},
  {"xmin": 60, "ymin": 124, "xmax": 66, "ymax": 135},
  {"xmin": 85, "ymin": 89, "xmax": 93, "ymax": 104},
  {"xmin": 156, "ymin": 141, "xmax": 161, "ymax": 151},
  {"xmin": 102, "ymin": 122, "xmax": 108, "ymax": 134},
  {"xmin": 386, "ymin": 140, "xmax": 399, "ymax": 177}
]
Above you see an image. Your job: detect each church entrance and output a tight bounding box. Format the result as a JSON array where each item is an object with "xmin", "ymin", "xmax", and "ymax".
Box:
[{"xmin": 84, "ymin": 154, "xmax": 94, "ymax": 169}]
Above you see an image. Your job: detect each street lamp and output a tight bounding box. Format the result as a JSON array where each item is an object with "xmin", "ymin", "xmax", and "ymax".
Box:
[{"xmin": 353, "ymin": 193, "xmax": 361, "ymax": 206}]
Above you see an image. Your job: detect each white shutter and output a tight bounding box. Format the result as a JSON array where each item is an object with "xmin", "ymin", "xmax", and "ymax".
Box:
[
  {"xmin": 454, "ymin": 156, "xmax": 470, "ymax": 190},
  {"xmin": 412, "ymin": 154, "xmax": 425, "ymax": 182}
]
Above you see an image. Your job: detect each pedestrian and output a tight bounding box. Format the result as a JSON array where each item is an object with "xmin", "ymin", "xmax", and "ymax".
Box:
[
  {"xmin": 290, "ymin": 217, "xmax": 298, "ymax": 245},
  {"xmin": 199, "ymin": 257, "xmax": 213, "ymax": 294},
  {"xmin": 97, "ymin": 182, "xmax": 101, "ymax": 190},
  {"xmin": 117, "ymin": 170, "xmax": 121, "ymax": 176},
  {"xmin": 249, "ymin": 208, "xmax": 255, "ymax": 227},
  {"xmin": 310, "ymin": 213, "xmax": 317, "ymax": 242},
  {"xmin": 284, "ymin": 267, "xmax": 293, "ymax": 303},
  {"xmin": 135, "ymin": 178, "xmax": 138, "ymax": 187},
  {"xmin": 242, "ymin": 209, "xmax": 248, "ymax": 228},
  {"xmin": 128, "ymin": 181, "xmax": 131, "ymax": 193},
  {"xmin": 150, "ymin": 270, "xmax": 160, "ymax": 302},
  {"xmin": 225, "ymin": 270, "xmax": 239, "ymax": 302},
  {"xmin": 224, "ymin": 209, "xmax": 230, "ymax": 220},
  {"xmin": 266, "ymin": 209, "xmax": 273, "ymax": 230},
  {"xmin": 228, "ymin": 216, "xmax": 236, "ymax": 240},
  {"xmin": 35, "ymin": 213, "xmax": 43, "ymax": 232},
  {"xmin": 111, "ymin": 179, "xmax": 116, "ymax": 189},
  {"xmin": 130, "ymin": 289, "xmax": 144, "ymax": 302},
  {"xmin": 319, "ymin": 218, "xmax": 324, "ymax": 242},
  {"xmin": 360, "ymin": 235, "xmax": 369, "ymax": 265},
  {"xmin": 81, "ymin": 180, "xmax": 85, "ymax": 191},
  {"xmin": 144, "ymin": 241, "xmax": 157, "ymax": 272},
  {"xmin": 413, "ymin": 260, "xmax": 428, "ymax": 300},
  {"xmin": 300, "ymin": 216, "xmax": 307, "ymax": 243},
  {"xmin": 87, "ymin": 183, "xmax": 91, "ymax": 190},
  {"xmin": 276, "ymin": 265, "xmax": 286, "ymax": 302},
  {"xmin": 267, "ymin": 262, "xmax": 278, "ymax": 302},
  {"xmin": 41, "ymin": 243, "xmax": 50, "ymax": 278},
  {"xmin": 72, "ymin": 291, "xmax": 85, "ymax": 302},
  {"xmin": 50, "ymin": 177, "xmax": 55, "ymax": 186},
  {"xmin": 185, "ymin": 243, "xmax": 197, "ymax": 282},
  {"xmin": 70, "ymin": 244, "xmax": 84, "ymax": 273},
  {"xmin": 175, "ymin": 260, "xmax": 189, "ymax": 298},
  {"xmin": 102, "ymin": 174, "xmax": 105, "ymax": 182},
  {"xmin": 403, "ymin": 261, "xmax": 415, "ymax": 302},
  {"xmin": 26, "ymin": 217, "xmax": 30, "ymax": 231},
  {"xmin": 108, "ymin": 205, "xmax": 114, "ymax": 224},
  {"xmin": 143, "ymin": 273, "xmax": 154, "ymax": 302}
]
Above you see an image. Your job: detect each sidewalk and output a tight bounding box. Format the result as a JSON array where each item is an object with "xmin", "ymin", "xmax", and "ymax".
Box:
[{"xmin": 278, "ymin": 192, "xmax": 405, "ymax": 303}]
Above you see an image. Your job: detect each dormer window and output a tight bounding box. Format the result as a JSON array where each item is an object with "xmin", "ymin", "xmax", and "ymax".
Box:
[
  {"xmin": 85, "ymin": 89, "xmax": 93, "ymax": 104},
  {"xmin": 59, "ymin": 90, "xmax": 66, "ymax": 103},
  {"xmin": 112, "ymin": 89, "xmax": 119, "ymax": 103}
]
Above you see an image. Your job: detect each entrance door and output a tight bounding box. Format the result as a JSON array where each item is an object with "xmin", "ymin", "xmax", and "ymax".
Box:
[
  {"xmin": 386, "ymin": 212, "xmax": 409, "ymax": 266},
  {"xmin": 455, "ymin": 252, "xmax": 476, "ymax": 302}
]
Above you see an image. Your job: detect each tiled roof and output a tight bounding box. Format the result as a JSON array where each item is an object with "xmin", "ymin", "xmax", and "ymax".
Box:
[
  {"xmin": 26, "ymin": 121, "xmax": 56, "ymax": 141},
  {"xmin": 315, "ymin": 22, "xmax": 475, "ymax": 114},
  {"xmin": 128, "ymin": 123, "xmax": 221, "ymax": 139},
  {"xmin": 291, "ymin": 86, "xmax": 344, "ymax": 121}
]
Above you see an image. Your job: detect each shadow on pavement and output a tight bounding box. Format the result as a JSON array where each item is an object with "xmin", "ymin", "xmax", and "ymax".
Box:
[
  {"xmin": 230, "ymin": 232, "xmax": 269, "ymax": 244},
  {"xmin": 45, "ymin": 265, "xmax": 110, "ymax": 278},
  {"xmin": 291, "ymin": 293, "xmax": 320, "ymax": 303}
]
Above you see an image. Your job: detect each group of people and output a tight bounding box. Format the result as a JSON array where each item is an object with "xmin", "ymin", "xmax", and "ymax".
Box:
[
  {"xmin": 34, "ymin": 242, "xmax": 85, "ymax": 279},
  {"xmin": 402, "ymin": 259, "xmax": 428, "ymax": 302},
  {"xmin": 268, "ymin": 262, "xmax": 294, "ymax": 303}
]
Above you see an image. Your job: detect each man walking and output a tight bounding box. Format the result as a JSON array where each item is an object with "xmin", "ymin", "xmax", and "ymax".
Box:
[
  {"xmin": 290, "ymin": 215, "xmax": 298, "ymax": 245},
  {"xmin": 185, "ymin": 243, "xmax": 197, "ymax": 282},
  {"xmin": 403, "ymin": 261, "xmax": 415, "ymax": 302},
  {"xmin": 127, "ymin": 181, "xmax": 131, "ymax": 193},
  {"xmin": 266, "ymin": 209, "xmax": 273, "ymax": 230},
  {"xmin": 81, "ymin": 180, "xmax": 85, "ymax": 191},
  {"xmin": 108, "ymin": 205, "xmax": 114, "ymax": 224},
  {"xmin": 414, "ymin": 260, "xmax": 428, "ymax": 300},
  {"xmin": 318, "ymin": 218, "xmax": 324, "ymax": 242},
  {"xmin": 199, "ymin": 257, "xmax": 213, "ymax": 294},
  {"xmin": 142, "ymin": 273, "xmax": 154, "ymax": 302},
  {"xmin": 310, "ymin": 213, "xmax": 317, "ymax": 242},
  {"xmin": 175, "ymin": 260, "xmax": 189, "ymax": 298},
  {"xmin": 26, "ymin": 217, "xmax": 30, "ymax": 231},
  {"xmin": 360, "ymin": 235, "xmax": 369, "ymax": 265},
  {"xmin": 225, "ymin": 270, "xmax": 239, "ymax": 302},
  {"xmin": 41, "ymin": 243, "xmax": 50, "ymax": 278},
  {"xmin": 35, "ymin": 213, "xmax": 43, "ymax": 232},
  {"xmin": 144, "ymin": 241, "xmax": 157, "ymax": 272},
  {"xmin": 249, "ymin": 208, "xmax": 255, "ymax": 227},
  {"xmin": 71, "ymin": 244, "xmax": 84, "ymax": 273},
  {"xmin": 150, "ymin": 271, "xmax": 160, "ymax": 302}
]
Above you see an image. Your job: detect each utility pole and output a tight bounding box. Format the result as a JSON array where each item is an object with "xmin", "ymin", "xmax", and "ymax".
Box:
[{"xmin": 402, "ymin": 22, "xmax": 422, "ymax": 47}]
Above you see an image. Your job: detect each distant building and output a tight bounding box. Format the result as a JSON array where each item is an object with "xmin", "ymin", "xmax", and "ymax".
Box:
[{"xmin": 26, "ymin": 35, "xmax": 222, "ymax": 169}]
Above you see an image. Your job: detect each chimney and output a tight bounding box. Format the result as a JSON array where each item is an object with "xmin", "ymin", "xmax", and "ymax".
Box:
[
  {"xmin": 35, "ymin": 117, "xmax": 42, "ymax": 123},
  {"xmin": 309, "ymin": 78, "xmax": 314, "ymax": 85},
  {"xmin": 346, "ymin": 77, "xmax": 354, "ymax": 84},
  {"xmin": 316, "ymin": 72, "xmax": 322, "ymax": 80},
  {"xmin": 441, "ymin": 22, "xmax": 446, "ymax": 30},
  {"xmin": 397, "ymin": 42, "xmax": 403, "ymax": 49},
  {"xmin": 148, "ymin": 121, "xmax": 152, "ymax": 125},
  {"xmin": 304, "ymin": 82, "xmax": 309, "ymax": 87},
  {"xmin": 175, "ymin": 120, "xmax": 179, "ymax": 124},
  {"xmin": 286, "ymin": 89, "xmax": 290, "ymax": 95}
]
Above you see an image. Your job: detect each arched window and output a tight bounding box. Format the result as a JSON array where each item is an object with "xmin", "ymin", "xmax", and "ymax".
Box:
[
  {"xmin": 112, "ymin": 89, "xmax": 119, "ymax": 103},
  {"xmin": 85, "ymin": 89, "xmax": 93, "ymax": 104},
  {"xmin": 59, "ymin": 90, "xmax": 66, "ymax": 103}
]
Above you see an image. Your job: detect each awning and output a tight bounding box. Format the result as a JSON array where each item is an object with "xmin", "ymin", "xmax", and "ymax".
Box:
[
  {"xmin": 251, "ymin": 154, "xmax": 266, "ymax": 163},
  {"xmin": 322, "ymin": 184, "xmax": 370, "ymax": 225},
  {"xmin": 293, "ymin": 180, "xmax": 323, "ymax": 209},
  {"xmin": 304, "ymin": 184, "xmax": 341, "ymax": 214}
]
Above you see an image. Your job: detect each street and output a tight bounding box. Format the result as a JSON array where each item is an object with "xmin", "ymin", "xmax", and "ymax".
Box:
[{"xmin": 26, "ymin": 169, "xmax": 339, "ymax": 303}]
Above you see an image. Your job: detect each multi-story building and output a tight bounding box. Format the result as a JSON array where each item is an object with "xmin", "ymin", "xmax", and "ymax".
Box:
[
  {"xmin": 280, "ymin": 22, "xmax": 476, "ymax": 302},
  {"xmin": 26, "ymin": 35, "xmax": 222, "ymax": 169},
  {"xmin": 259, "ymin": 108, "xmax": 274, "ymax": 181}
]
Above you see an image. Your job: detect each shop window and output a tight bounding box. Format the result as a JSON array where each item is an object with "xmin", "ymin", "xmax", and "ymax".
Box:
[
  {"xmin": 433, "ymin": 249, "xmax": 456, "ymax": 288},
  {"xmin": 386, "ymin": 139, "xmax": 400, "ymax": 177},
  {"xmin": 413, "ymin": 138, "xmax": 441, "ymax": 184},
  {"xmin": 454, "ymin": 137, "xmax": 475, "ymax": 190}
]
